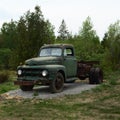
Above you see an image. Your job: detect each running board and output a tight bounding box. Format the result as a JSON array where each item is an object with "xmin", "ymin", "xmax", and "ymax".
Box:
[{"xmin": 65, "ymin": 77, "xmax": 78, "ymax": 82}]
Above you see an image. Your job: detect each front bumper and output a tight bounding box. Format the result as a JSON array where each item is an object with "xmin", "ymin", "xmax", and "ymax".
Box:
[
  {"xmin": 14, "ymin": 77, "xmax": 50, "ymax": 86},
  {"xmin": 14, "ymin": 80, "xmax": 38, "ymax": 86}
]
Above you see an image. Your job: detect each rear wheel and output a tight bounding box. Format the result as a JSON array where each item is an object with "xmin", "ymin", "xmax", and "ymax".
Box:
[
  {"xmin": 50, "ymin": 72, "xmax": 64, "ymax": 93},
  {"xmin": 89, "ymin": 68, "xmax": 95, "ymax": 84},
  {"xmin": 20, "ymin": 85, "xmax": 34, "ymax": 91},
  {"xmin": 94, "ymin": 68, "xmax": 103, "ymax": 84}
]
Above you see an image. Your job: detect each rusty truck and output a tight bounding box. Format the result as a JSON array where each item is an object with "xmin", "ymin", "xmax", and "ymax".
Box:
[{"xmin": 14, "ymin": 44, "xmax": 103, "ymax": 93}]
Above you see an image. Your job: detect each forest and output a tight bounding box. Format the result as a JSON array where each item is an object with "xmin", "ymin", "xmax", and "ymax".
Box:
[{"xmin": 0, "ymin": 6, "xmax": 120, "ymax": 72}]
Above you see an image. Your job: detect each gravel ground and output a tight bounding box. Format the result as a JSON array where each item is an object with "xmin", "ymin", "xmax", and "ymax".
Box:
[{"xmin": 1, "ymin": 81, "xmax": 97, "ymax": 100}]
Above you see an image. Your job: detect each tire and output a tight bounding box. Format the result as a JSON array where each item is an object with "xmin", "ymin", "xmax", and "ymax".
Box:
[
  {"xmin": 89, "ymin": 68, "xmax": 95, "ymax": 84},
  {"xmin": 94, "ymin": 68, "xmax": 103, "ymax": 84},
  {"xmin": 50, "ymin": 72, "xmax": 64, "ymax": 93},
  {"xmin": 20, "ymin": 85, "xmax": 34, "ymax": 91}
]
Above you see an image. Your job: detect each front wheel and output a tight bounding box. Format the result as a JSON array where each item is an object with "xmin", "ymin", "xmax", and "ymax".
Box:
[
  {"xmin": 20, "ymin": 85, "xmax": 34, "ymax": 91},
  {"xmin": 50, "ymin": 72, "xmax": 64, "ymax": 93}
]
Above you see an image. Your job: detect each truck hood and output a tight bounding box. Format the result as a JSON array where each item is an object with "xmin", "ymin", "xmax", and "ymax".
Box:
[{"xmin": 25, "ymin": 57, "xmax": 62, "ymax": 66}]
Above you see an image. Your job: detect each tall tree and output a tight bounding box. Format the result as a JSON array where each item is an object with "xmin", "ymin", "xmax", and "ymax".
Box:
[
  {"xmin": 57, "ymin": 19, "xmax": 69, "ymax": 40},
  {"xmin": 0, "ymin": 6, "xmax": 55, "ymax": 68},
  {"xmin": 16, "ymin": 6, "xmax": 55, "ymax": 64},
  {"xmin": 101, "ymin": 33, "xmax": 108, "ymax": 48},
  {"xmin": 0, "ymin": 34, "xmax": 3, "ymax": 48},
  {"xmin": 1, "ymin": 20, "xmax": 17, "ymax": 49},
  {"xmin": 79, "ymin": 16, "xmax": 99, "ymax": 43},
  {"xmin": 44, "ymin": 20, "xmax": 55, "ymax": 44},
  {"xmin": 0, "ymin": 48, "xmax": 11, "ymax": 69},
  {"xmin": 78, "ymin": 16, "xmax": 101, "ymax": 60},
  {"xmin": 0, "ymin": 20, "xmax": 17, "ymax": 68},
  {"xmin": 102, "ymin": 20, "xmax": 120, "ymax": 69}
]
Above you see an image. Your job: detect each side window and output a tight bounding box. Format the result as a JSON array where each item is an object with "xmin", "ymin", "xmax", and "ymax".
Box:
[{"xmin": 64, "ymin": 48, "xmax": 74, "ymax": 56}]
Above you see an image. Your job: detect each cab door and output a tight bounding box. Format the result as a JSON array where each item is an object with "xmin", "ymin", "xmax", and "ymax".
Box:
[{"xmin": 63, "ymin": 47, "xmax": 77, "ymax": 77}]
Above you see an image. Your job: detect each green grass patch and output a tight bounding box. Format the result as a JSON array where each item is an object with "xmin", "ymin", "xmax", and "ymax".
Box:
[
  {"xmin": 0, "ymin": 81, "xmax": 18, "ymax": 94},
  {"xmin": 0, "ymin": 70, "xmax": 9, "ymax": 83},
  {"xmin": 0, "ymin": 71, "xmax": 18, "ymax": 94}
]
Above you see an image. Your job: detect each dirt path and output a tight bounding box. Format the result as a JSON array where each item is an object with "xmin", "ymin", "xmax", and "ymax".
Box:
[{"xmin": 1, "ymin": 81, "xmax": 97, "ymax": 100}]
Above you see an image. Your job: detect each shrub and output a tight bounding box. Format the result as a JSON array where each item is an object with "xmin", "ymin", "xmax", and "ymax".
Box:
[
  {"xmin": 0, "ymin": 71, "xmax": 9, "ymax": 83},
  {"xmin": 0, "ymin": 48, "xmax": 12, "ymax": 69}
]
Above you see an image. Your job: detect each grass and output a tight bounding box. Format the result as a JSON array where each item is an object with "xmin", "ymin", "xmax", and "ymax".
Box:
[
  {"xmin": 0, "ymin": 70, "xmax": 120, "ymax": 120},
  {"xmin": 0, "ymin": 71, "xmax": 18, "ymax": 94},
  {"xmin": 0, "ymin": 70, "xmax": 9, "ymax": 83}
]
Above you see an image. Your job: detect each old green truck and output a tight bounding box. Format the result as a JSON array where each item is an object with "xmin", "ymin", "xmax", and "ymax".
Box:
[{"xmin": 14, "ymin": 44, "xmax": 103, "ymax": 93}]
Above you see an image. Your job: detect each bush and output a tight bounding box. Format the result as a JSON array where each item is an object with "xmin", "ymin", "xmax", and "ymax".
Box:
[
  {"xmin": 0, "ymin": 48, "xmax": 12, "ymax": 69},
  {"xmin": 0, "ymin": 71, "xmax": 9, "ymax": 83}
]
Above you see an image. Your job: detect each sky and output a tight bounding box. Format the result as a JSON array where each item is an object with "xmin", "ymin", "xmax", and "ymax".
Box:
[{"xmin": 0, "ymin": 0, "xmax": 120, "ymax": 40}]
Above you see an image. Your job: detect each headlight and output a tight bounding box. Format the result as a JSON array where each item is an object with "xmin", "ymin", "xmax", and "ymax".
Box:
[
  {"xmin": 18, "ymin": 69, "xmax": 22, "ymax": 75},
  {"xmin": 42, "ymin": 70, "xmax": 48, "ymax": 77}
]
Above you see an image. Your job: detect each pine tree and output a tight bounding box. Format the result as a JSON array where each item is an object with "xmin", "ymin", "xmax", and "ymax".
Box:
[
  {"xmin": 78, "ymin": 16, "xmax": 101, "ymax": 60},
  {"xmin": 57, "ymin": 19, "xmax": 69, "ymax": 40},
  {"xmin": 16, "ymin": 6, "xmax": 55, "ymax": 64}
]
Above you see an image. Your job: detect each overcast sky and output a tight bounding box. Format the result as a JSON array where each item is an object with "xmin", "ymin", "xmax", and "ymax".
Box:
[{"xmin": 0, "ymin": 0, "xmax": 120, "ymax": 39}]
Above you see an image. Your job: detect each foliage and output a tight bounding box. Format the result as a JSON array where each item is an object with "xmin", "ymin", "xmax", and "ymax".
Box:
[
  {"xmin": 101, "ymin": 20, "xmax": 120, "ymax": 69},
  {"xmin": 0, "ymin": 6, "xmax": 55, "ymax": 69},
  {"xmin": 77, "ymin": 17, "xmax": 102, "ymax": 60},
  {"xmin": 0, "ymin": 71, "xmax": 18, "ymax": 93},
  {"xmin": 0, "ymin": 71, "xmax": 9, "ymax": 83},
  {"xmin": 0, "ymin": 48, "xmax": 12, "ymax": 69},
  {"xmin": 0, "ymin": 6, "xmax": 120, "ymax": 71},
  {"xmin": 57, "ymin": 19, "xmax": 70, "ymax": 40},
  {"xmin": 56, "ymin": 17, "xmax": 103, "ymax": 62},
  {"xmin": 0, "ymin": 34, "xmax": 4, "ymax": 48},
  {"xmin": 1, "ymin": 20, "xmax": 17, "ymax": 49},
  {"xmin": 15, "ymin": 6, "xmax": 55, "ymax": 65},
  {"xmin": 79, "ymin": 17, "xmax": 98, "ymax": 40}
]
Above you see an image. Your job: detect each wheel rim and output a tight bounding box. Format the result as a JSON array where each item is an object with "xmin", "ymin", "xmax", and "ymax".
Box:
[{"xmin": 55, "ymin": 75, "xmax": 63, "ymax": 90}]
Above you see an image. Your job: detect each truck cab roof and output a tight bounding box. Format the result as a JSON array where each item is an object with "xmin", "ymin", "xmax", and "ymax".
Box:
[
  {"xmin": 41, "ymin": 44, "xmax": 73, "ymax": 49},
  {"xmin": 39, "ymin": 44, "xmax": 75, "ymax": 57}
]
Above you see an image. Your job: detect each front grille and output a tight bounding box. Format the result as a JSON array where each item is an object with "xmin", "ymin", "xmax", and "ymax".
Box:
[{"xmin": 21, "ymin": 68, "xmax": 43, "ymax": 77}]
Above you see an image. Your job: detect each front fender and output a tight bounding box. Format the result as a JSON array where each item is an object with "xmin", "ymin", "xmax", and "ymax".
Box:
[{"xmin": 44, "ymin": 65, "xmax": 66, "ymax": 80}]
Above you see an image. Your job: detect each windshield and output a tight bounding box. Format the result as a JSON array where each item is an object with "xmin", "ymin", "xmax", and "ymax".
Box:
[{"xmin": 39, "ymin": 48, "xmax": 62, "ymax": 57}]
